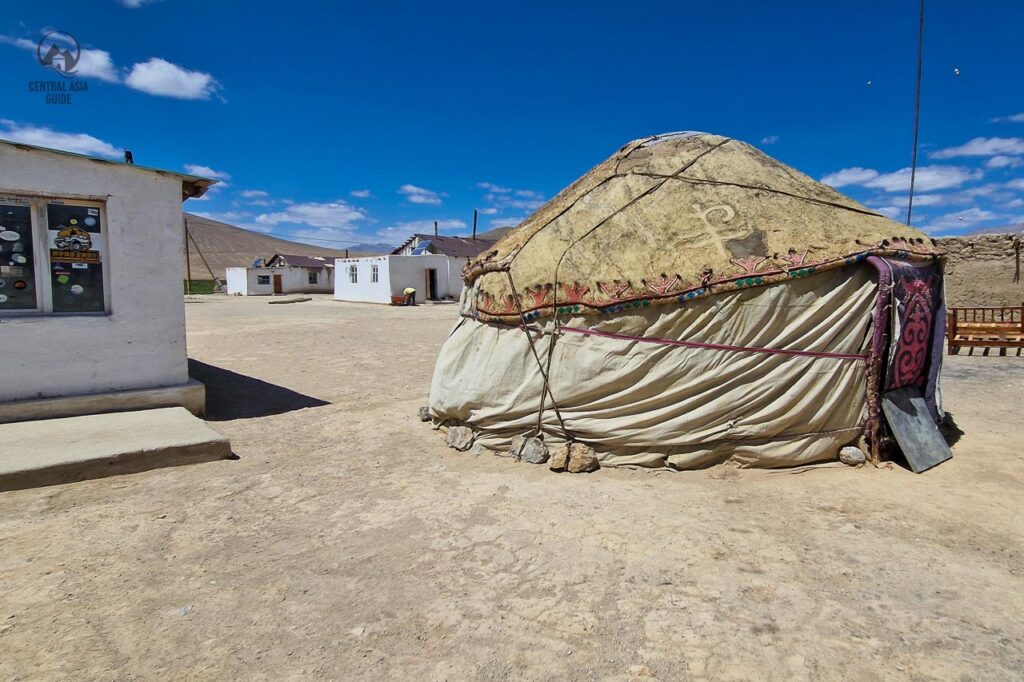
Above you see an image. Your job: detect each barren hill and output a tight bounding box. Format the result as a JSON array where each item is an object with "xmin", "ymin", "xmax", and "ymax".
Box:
[{"xmin": 183, "ymin": 213, "xmax": 383, "ymax": 280}]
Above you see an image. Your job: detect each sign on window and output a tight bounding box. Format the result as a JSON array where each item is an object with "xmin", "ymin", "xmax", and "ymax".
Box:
[
  {"xmin": 0, "ymin": 204, "xmax": 36, "ymax": 310},
  {"xmin": 47, "ymin": 203, "xmax": 105, "ymax": 313}
]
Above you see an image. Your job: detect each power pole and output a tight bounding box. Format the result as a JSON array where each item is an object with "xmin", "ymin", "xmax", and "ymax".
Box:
[
  {"xmin": 184, "ymin": 216, "xmax": 192, "ymax": 295},
  {"xmin": 906, "ymin": 0, "xmax": 925, "ymax": 226}
]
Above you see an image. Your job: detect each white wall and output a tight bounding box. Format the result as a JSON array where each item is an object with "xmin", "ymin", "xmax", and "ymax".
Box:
[
  {"xmin": 334, "ymin": 255, "xmax": 465, "ymax": 303},
  {"xmin": 334, "ymin": 256, "xmax": 393, "ymax": 303},
  {"xmin": 226, "ymin": 266, "xmax": 333, "ymax": 296},
  {"xmin": 0, "ymin": 144, "xmax": 189, "ymax": 402}
]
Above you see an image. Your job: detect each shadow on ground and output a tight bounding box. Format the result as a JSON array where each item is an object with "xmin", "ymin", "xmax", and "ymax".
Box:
[{"xmin": 189, "ymin": 359, "xmax": 330, "ymax": 421}]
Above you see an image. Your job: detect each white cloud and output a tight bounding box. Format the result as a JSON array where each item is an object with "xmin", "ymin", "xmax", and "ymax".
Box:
[
  {"xmin": 478, "ymin": 207, "xmax": 498, "ymax": 215},
  {"xmin": 760, "ymin": 135, "xmax": 779, "ymax": 145},
  {"xmin": 0, "ymin": 35, "xmax": 37, "ymax": 50},
  {"xmin": 875, "ymin": 206, "xmax": 902, "ymax": 218},
  {"xmin": 986, "ymin": 155, "xmax": 1024, "ymax": 169},
  {"xmin": 189, "ymin": 210, "xmax": 253, "ymax": 224},
  {"xmin": 118, "ymin": 0, "xmax": 164, "ymax": 7},
  {"xmin": 0, "ymin": 120, "xmax": 120, "ymax": 158},
  {"xmin": 398, "ymin": 184, "xmax": 443, "ymax": 205},
  {"xmin": 476, "ymin": 182, "xmax": 511, "ymax": 193},
  {"xmin": 239, "ymin": 189, "xmax": 268, "ymax": 198},
  {"xmin": 350, "ymin": 189, "xmax": 372, "ymax": 198},
  {"xmin": 76, "ymin": 49, "xmax": 119, "ymax": 82},
  {"xmin": 1, "ymin": 34, "xmax": 117, "ymax": 82},
  {"xmin": 821, "ymin": 167, "xmax": 880, "ymax": 187},
  {"xmin": 1007, "ymin": 179, "xmax": 1024, "ymax": 191},
  {"xmin": 255, "ymin": 200, "xmax": 366, "ymax": 230},
  {"xmin": 376, "ymin": 219, "xmax": 467, "ymax": 244},
  {"xmin": 125, "ymin": 58, "xmax": 219, "ymax": 100},
  {"xmin": 930, "ymin": 137, "xmax": 1024, "ymax": 159},
  {"xmin": 991, "ymin": 113, "xmax": 1024, "ymax": 123},
  {"xmin": 863, "ymin": 166, "xmax": 982, "ymax": 193},
  {"xmin": 1000, "ymin": 198, "xmax": 1024, "ymax": 209},
  {"xmin": 184, "ymin": 164, "xmax": 230, "ymax": 181},
  {"xmin": 490, "ymin": 216, "xmax": 525, "ymax": 227},
  {"xmin": 922, "ymin": 207, "xmax": 1005, "ymax": 234}
]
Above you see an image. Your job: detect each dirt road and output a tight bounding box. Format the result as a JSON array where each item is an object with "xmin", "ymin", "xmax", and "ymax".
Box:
[{"xmin": 1, "ymin": 295, "xmax": 1021, "ymax": 680}]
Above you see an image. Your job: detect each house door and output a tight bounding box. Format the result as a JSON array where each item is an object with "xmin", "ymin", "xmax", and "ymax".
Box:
[
  {"xmin": 273, "ymin": 274, "xmax": 283, "ymax": 294},
  {"xmin": 425, "ymin": 268, "xmax": 438, "ymax": 300}
]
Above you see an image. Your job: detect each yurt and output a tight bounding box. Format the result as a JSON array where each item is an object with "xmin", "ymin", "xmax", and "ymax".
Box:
[{"xmin": 428, "ymin": 132, "xmax": 946, "ymax": 469}]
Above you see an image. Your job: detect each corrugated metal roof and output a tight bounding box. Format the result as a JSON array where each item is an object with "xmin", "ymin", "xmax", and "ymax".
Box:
[
  {"xmin": 393, "ymin": 234, "xmax": 498, "ymax": 258},
  {"xmin": 266, "ymin": 254, "xmax": 341, "ymax": 268}
]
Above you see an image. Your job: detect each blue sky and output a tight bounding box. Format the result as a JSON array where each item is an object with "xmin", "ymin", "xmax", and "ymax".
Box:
[{"xmin": 2, "ymin": 0, "xmax": 1023, "ymax": 247}]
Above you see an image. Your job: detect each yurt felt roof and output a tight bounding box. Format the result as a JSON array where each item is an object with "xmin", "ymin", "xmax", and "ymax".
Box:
[{"xmin": 464, "ymin": 132, "xmax": 941, "ymax": 321}]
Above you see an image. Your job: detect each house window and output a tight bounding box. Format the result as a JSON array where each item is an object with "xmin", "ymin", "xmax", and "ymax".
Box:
[
  {"xmin": 371, "ymin": 264, "xmax": 379, "ymax": 283},
  {"xmin": 0, "ymin": 197, "xmax": 108, "ymax": 315},
  {"xmin": 349, "ymin": 264, "xmax": 357, "ymax": 284},
  {"xmin": 308, "ymin": 271, "xmax": 318, "ymax": 285},
  {"xmin": 257, "ymin": 274, "xmax": 270, "ymax": 285}
]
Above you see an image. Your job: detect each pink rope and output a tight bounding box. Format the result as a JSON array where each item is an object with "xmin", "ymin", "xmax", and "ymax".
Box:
[
  {"xmin": 473, "ymin": 317, "xmax": 865, "ymax": 361},
  {"xmin": 561, "ymin": 326, "xmax": 866, "ymax": 360}
]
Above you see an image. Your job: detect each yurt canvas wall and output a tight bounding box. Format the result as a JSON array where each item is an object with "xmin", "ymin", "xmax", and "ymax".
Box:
[{"xmin": 428, "ymin": 132, "xmax": 945, "ymax": 469}]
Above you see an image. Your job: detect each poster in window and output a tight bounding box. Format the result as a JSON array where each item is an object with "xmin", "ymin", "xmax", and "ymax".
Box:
[
  {"xmin": 0, "ymin": 204, "xmax": 36, "ymax": 310},
  {"xmin": 48, "ymin": 204, "xmax": 105, "ymax": 313}
]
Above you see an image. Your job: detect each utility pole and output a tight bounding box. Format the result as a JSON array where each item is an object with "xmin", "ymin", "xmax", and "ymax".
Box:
[
  {"xmin": 184, "ymin": 216, "xmax": 192, "ymax": 295},
  {"xmin": 907, "ymin": 0, "xmax": 925, "ymax": 226}
]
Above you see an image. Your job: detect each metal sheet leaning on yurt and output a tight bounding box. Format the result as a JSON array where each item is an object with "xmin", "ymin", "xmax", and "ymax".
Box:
[{"xmin": 430, "ymin": 263, "xmax": 877, "ymax": 469}]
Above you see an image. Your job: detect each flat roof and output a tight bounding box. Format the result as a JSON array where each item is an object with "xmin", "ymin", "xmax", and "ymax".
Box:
[{"xmin": 0, "ymin": 138, "xmax": 217, "ymax": 200}]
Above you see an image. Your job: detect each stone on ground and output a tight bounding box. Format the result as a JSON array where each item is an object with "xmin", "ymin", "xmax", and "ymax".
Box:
[
  {"xmin": 511, "ymin": 435, "xmax": 549, "ymax": 464},
  {"xmin": 839, "ymin": 446, "xmax": 867, "ymax": 467},
  {"xmin": 445, "ymin": 426, "xmax": 475, "ymax": 451},
  {"xmin": 418, "ymin": 406, "xmax": 431, "ymax": 422},
  {"xmin": 567, "ymin": 443, "xmax": 600, "ymax": 473},
  {"xmin": 550, "ymin": 442, "xmax": 599, "ymax": 473}
]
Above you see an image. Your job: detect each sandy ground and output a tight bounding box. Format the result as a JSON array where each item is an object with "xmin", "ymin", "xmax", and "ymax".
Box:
[{"xmin": 1, "ymin": 294, "xmax": 1022, "ymax": 681}]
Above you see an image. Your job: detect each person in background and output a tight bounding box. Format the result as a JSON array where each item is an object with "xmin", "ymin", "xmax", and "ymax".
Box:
[{"xmin": 403, "ymin": 286, "xmax": 416, "ymax": 306}]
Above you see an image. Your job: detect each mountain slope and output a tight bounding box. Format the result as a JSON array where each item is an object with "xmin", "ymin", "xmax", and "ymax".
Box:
[{"xmin": 183, "ymin": 213, "xmax": 383, "ymax": 279}]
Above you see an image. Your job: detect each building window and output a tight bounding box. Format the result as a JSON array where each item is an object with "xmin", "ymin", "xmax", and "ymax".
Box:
[
  {"xmin": 308, "ymin": 271, "xmax": 318, "ymax": 285},
  {"xmin": 257, "ymin": 274, "xmax": 270, "ymax": 285},
  {"xmin": 349, "ymin": 264, "xmax": 357, "ymax": 284},
  {"xmin": 0, "ymin": 197, "xmax": 107, "ymax": 315},
  {"xmin": 371, "ymin": 264, "xmax": 379, "ymax": 283}
]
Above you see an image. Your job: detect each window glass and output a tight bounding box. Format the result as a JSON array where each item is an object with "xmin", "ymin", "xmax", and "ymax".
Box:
[
  {"xmin": 349, "ymin": 265, "xmax": 357, "ymax": 284},
  {"xmin": 308, "ymin": 271, "xmax": 318, "ymax": 284},
  {"xmin": 0, "ymin": 203, "xmax": 37, "ymax": 310},
  {"xmin": 371, "ymin": 264, "xmax": 379, "ymax": 283},
  {"xmin": 257, "ymin": 274, "xmax": 270, "ymax": 285},
  {"xmin": 47, "ymin": 203, "xmax": 105, "ymax": 313}
]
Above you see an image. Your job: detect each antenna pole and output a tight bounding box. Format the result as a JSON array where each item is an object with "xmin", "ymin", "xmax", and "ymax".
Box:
[{"xmin": 906, "ymin": 0, "xmax": 925, "ymax": 226}]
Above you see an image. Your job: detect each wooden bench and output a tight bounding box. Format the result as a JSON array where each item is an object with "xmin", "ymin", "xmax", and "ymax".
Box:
[{"xmin": 947, "ymin": 304, "xmax": 1024, "ymax": 355}]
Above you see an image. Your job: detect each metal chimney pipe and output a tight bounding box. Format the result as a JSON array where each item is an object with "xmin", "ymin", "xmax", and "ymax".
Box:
[
  {"xmin": 472, "ymin": 209, "xmax": 478, "ymax": 239},
  {"xmin": 434, "ymin": 220, "xmax": 438, "ymax": 237}
]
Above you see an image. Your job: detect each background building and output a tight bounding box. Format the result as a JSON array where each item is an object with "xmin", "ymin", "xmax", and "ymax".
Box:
[
  {"xmin": 225, "ymin": 253, "xmax": 338, "ymax": 296},
  {"xmin": 335, "ymin": 234, "xmax": 496, "ymax": 304}
]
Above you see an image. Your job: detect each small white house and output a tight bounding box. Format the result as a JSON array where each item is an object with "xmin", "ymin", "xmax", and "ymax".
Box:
[
  {"xmin": 334, "ymin": 234, "xmax": 496, "ymax": 304},
  {"xmin": 0, "ymin": 139, "xmax": 215, "ymax": 422},
  {"xmin": 226, "ymin": 253, "xmax": 337, "ymax": 296}
]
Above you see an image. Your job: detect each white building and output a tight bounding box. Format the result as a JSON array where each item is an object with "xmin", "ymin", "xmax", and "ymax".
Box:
[
  {"xmin": 226, "ymin": 253, "xmax": 337, "ymax": 296},
  {"xmin": 334, "ymin": 234, "xmax": 496, "ymax": 304},
  {"xmin": 0, "ymin": 140, "xmax": 215, "ymax": 422}
]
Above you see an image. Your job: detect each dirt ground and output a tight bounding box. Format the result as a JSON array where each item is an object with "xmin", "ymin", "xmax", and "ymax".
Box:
[{"xmin": 1, "ymin": 294, "xmax": 1022, "ymax": 681}]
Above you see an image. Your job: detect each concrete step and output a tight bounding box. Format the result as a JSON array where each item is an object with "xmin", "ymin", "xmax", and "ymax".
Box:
[{"xmin": 0, "ymin": 407, "xmax": 232, "ymax": 492}]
